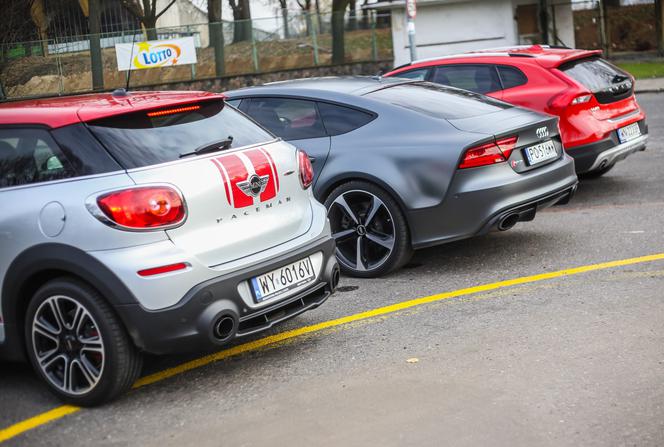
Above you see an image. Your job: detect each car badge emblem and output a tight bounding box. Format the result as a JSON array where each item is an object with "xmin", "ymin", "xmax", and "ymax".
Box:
[
  {"xmin": 237, "ymin": 174, "xmax": 270, "ymax": 197},
  {"xmin": 536, "ymin": 127, "xmax": 549, "ymax": 139}
]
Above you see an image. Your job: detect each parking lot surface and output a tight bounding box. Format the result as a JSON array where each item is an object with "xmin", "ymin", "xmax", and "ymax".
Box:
[{"xmin": 1, "ymin": 93, "xmax": 663, "ymax": 447}]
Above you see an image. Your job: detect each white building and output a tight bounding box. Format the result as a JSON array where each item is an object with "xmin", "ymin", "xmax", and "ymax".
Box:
[{"xmin": 367, "ymin": 0, "xmax": 576, "ymax": 66}]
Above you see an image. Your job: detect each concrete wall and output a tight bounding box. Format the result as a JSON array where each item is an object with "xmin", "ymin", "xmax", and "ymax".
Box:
[
  {"xmin": 391, "ymin": 0, "xmax": 517, "ymax": 66},
  {"xmin": 389, "ymin": 0, "xmax": 575, "ymax": 66}
]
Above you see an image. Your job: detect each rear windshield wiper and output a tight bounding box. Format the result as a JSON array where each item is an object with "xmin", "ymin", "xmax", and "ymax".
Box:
[
  {"xmin": 179, "ymin": 136, "xmax": 233, "ymax": 158},
  {"xmin": 612, "ymin": 74, "xmax": 629, "ymax": 84}
]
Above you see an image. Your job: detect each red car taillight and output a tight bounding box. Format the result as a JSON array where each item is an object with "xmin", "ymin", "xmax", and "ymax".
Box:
[
  {"xmin": 297, "ymin": 149, "xmax": 314, "ymax": 189},
  {"xmin": 96, "ymin": 186, "xmax": 186, "ymax": 230},
  {"xmin": 459, "ymin": 136, "xmax": 518, "ymax": 169}
]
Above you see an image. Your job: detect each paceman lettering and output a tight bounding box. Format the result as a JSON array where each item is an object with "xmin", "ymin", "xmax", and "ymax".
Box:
[{"xmin": 216, "ymin": 197, "xmax": 291, "ymax": 223}]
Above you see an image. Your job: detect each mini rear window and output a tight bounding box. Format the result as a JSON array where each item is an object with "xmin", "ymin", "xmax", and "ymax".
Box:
[
  {"xmin": 87, "ymin": 101, "xmax": 274, "ymax": 169},
  {"xmin": 366, "ymin": 82, "xmax": 511, "ymax": 120}
]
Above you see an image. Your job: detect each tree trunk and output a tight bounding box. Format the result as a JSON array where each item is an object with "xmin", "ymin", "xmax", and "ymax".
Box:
[
  {"xmin": 315, "ymin": 0, "xmax": 323, "ymax": 32},
  {"xmin": 143, "ymin": 15, "xmax": 158, "ymax": 40},
  {"xmin": 30, "ymin": 0, "xmax": 49, "ymax": 55},
  {"xmin": 208, "ymin": 0, "xmax": 225, "ymax": 76},
  {"xmin": 231, "ymin": 0, "xmax": 252, "ymax": 43},
  {"xmin": 88, "ymin": 0, "xmax": 104, "ymax": 90},
  {"xmin": 281, "ymin": 7, "xmax": 289, "ymax": 38},
  {"xmin": 361, "ymin": 0, "xmax": 369, "ymax": 29},
  {"xmin": 332, "ymin": 0, "xmax": 349, "ymax": 64},
  {"xmin": 348, "ymin": 0, "xmax": 357, "ymax": 31}
]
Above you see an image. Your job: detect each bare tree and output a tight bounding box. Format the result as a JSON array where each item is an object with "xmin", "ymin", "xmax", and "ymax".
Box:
[
  {"xmin": 296, "ymin": 0, "xmax": 313, "ymax": 35},
  {"xmin": 228, "ymin": 0, "xmax": 252, "ymax": 42},
  {"xmin": 331, "ymin": 0, "xmax": 350, "ymax": 64},
  {"xmin": 120, "ymin": 0, "xmax": 177, "ymax": 40},
  {"xmin": 208, "ymin": 0, "xmax": 225, "ymax": 75}
]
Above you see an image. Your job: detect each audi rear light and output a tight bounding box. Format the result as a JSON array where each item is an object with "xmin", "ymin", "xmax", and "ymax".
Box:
[
  {"xmin": 297, "ymin": 149, "xmax": 314, "ymax": 189},
  {"xmin": 94, "ymin": 186, "xmax": 186, "ymax": 230},
  {"xmin": 459, "ymin": 136, "xmax": 518, "ymax": 169}
]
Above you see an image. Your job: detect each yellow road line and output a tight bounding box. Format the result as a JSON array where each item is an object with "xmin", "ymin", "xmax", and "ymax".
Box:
[
  {"xmin": 3, "ymin": 252, "xmax": 664, "ymax": 444},
  {"xmin": 0, "ymin": 406, "xmax": 79, "ymax": 443}
]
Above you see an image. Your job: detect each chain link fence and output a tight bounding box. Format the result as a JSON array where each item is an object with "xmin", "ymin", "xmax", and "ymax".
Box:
[
  {"xmin": 572, "ymin": 0, "xmax": 659, "ymax": 55},
  {"xmin": 0, "ymin": 11, "xmax": 392, "ymax": 100}
]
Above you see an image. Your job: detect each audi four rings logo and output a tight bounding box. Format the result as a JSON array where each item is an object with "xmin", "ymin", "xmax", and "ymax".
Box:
[
  {"xmin": 211, "ymin": 148, "xmax": 280, "ymax": 208},
  {"xmin": 536, "ymin": 127, "xmax": 549, "ymax": 139}
]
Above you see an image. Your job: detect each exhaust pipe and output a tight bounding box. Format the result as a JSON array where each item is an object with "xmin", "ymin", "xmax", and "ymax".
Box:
[
  {"xmin": 331, "ymin": 265, "xmax": 341, "ymax": 291},
  {"xmin": 497, "ymin": 213, "xmax": 519, "ymax": 231},
  {"xmin": 212, "ymin": 314, "xmax": 238, "ymax": 342}
]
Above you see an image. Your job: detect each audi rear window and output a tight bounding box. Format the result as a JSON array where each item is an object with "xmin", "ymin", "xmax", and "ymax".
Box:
[
  {"xmin": 87, "ymin": 101, "xmax": 274, "ymax": 169},
  {"xmin": 366, "ymin": 82, "xmax": 511, "ymax": 120}
]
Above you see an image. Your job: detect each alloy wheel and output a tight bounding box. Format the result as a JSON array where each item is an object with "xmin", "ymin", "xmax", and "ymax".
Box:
[
  {"xmin": 328, "ymin": 190, "xmax": 396, "ymax": 272},
  {"xmin": 31, "ymin": 295, "xmax": 105, "ymax": 396}
]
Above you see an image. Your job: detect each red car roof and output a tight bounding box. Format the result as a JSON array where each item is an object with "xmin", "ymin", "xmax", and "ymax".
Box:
[
  {"xmin": 389, "ymin": 45, "xmax": 604, "ymax": 74},
  {"xmin": 0, "ymin": 90, "xmax": 224, "ymax": 129}
]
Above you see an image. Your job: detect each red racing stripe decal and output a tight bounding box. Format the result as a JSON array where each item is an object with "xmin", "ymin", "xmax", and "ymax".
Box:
[
  {"xmin": 244, "ymin": 148, "xmax": 278, "ymax": 202},
  {"xmin": 210, "ymin": 157, "xmax": 232, "ymax": 206}
]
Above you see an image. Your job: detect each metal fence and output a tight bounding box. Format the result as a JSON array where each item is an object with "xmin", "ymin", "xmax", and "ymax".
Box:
[
  {"xmin": 0, "ymin": 11, "xmax": 393, "ymax": 100},
  {"xmin": 571, "ymin": 0, "xmax": 659, "ymax": 55}
]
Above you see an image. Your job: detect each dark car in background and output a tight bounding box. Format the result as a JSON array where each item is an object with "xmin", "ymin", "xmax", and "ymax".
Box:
[{"xmin": 226, "ymin": 77, "xmax": 578, "ymax": 278}]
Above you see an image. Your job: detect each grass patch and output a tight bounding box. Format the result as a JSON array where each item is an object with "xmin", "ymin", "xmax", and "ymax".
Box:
[{"xmin": 615, "ymin": 61, "xmax": 664, "ymax": 79}]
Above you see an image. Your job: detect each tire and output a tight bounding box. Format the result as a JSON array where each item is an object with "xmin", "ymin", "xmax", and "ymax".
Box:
[
  {"xmin": 24, "ymin": 277, "xmax": 142, "ymax": 407},
  {"xmin": 579, "ymin": 163, "xmax": 614, "ymax": 179},
  {"xmin": 324, "ymin": 180, "xmax": 412, "ymax": 278}
]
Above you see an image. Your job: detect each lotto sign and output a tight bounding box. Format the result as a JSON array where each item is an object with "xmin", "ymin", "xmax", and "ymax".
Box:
[
  {"xmin": 115, "ymin": 37, "xmax": 197, "ymax": 71},
  {"xmin": 406, "ymin": 0, "xmax": 416, "ymax": 19}
]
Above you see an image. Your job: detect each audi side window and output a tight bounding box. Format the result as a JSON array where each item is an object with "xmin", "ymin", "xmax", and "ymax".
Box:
[
  {"xmin": 0, "ymin": 128, "xmax": 75, "ymax": 188},
  {"xmin": 317, "ymin": 102, "xmax": 376, "ymax": 136},
  {"xmin": 246, "ymin": 98, "xmax": 327, "ymax": 141},
  {"xmin": 394, "ymin": 68, "xmax": 429, "ymax": 81},
  {"xmin": 497, "ymin": 66, "xmax": 528, "ymax": 90},
  {"xmin": 432, "ymin": 65, "xmax": 501, "ymax": 94}
]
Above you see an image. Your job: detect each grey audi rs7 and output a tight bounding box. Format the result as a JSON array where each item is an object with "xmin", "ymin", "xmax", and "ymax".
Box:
[{"xmin": 225, "ymin": 77, "xmax": 578, "ymax": 278}]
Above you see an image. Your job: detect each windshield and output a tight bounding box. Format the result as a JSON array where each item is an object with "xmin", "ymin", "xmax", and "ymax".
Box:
[
  {"xmin": 87, "ymin": 100, "xmax": 274, "ymax": 169},
  {"xmin": 366, "ymin": 82, "xmax": 511, "ymax": 120}
]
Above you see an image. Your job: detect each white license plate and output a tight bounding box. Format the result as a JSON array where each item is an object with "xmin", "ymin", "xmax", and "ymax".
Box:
[
  {"xmin": 524, "ymin": 140, "xmax": 558, "ymax": 166},
  {"xmin": 617, "ymin": 122, "xmax": 641, "ymax": 143},
  {"xmin": 251, "ymin": 256, "xmax": 316, "ymax": 303}
]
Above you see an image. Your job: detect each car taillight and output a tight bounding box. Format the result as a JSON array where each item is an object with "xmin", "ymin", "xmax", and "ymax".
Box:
[
  {"xmin": 95, "ymin": 186, "xmax": 186, "ymax": 230},
  {"xmin": 459, "ymin": 136, "xmax": 518, "ymax": 169},
  {"xmin": 297, "ymin": 149, "xmax": 314, "ymax": 189},
  {"xmin": 548, "ymin": 90, "xmax": 594, "ymax": 111}
]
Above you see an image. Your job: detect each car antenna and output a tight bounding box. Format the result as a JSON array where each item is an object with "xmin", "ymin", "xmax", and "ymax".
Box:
[{"xmin": 124, "ymin": 25, "xmax": 140, "ymax": 92}]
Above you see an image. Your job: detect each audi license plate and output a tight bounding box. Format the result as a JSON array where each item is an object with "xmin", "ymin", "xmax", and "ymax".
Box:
[
  {"xmin": 251, "ymin": 256, "xmax": 316, "ymax": 303},
  {"xmin": 524, "ymin": 140, "xmax": 557, "ymax": 166},
  {"xmin": 617, "ymin": 122, "xmax": 641, "ymax": 144}
]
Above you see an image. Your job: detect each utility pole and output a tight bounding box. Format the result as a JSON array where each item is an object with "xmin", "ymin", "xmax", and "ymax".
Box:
[
  {"xmin": 539, "ymin": 0, "xmax": 549, "ymax": 45},
  {"xmin": 406, "ymin": 0, "xmax": 417, "ymax": 61},
  {"xmin": 88, "ymin": 0, "xmax": 104, "ymax": 91},
  {"xmin": 598, "ymin": 0, "xmax": 610, "ymax": 57},
  {"xmin": 656, "ymin": 0, "xmax": 664, "ymax": 56}
]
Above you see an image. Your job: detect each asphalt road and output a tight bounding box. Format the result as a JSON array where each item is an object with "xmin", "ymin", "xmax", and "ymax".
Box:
[{"xmin": 2, "ymin": 93, "xmax": 664, "ymax": 447}]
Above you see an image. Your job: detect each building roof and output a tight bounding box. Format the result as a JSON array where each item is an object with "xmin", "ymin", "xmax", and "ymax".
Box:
[{"xmin": 0, "ymin": 90, "xmax": 224, "ymax": 129}]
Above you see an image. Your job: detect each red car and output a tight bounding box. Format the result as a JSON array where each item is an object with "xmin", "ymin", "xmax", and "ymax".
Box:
[{"xmin": 384, "ymin": 45, "xmax": 648, "ymax": 178}]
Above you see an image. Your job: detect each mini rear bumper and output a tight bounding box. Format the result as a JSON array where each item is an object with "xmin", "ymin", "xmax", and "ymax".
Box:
[
  {"xmin": 567, "ymin": 120, "xmax": 648, "ymax": 173},
  {"xmin": 113, "ymin": 236, "xmax": 338, "ymax": 355}
]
